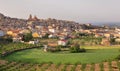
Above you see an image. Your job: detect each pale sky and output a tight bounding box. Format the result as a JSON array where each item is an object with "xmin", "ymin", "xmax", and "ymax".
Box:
[{"xmin": 0, "ymin": 0, "xmax": 120, "ymax": 23}]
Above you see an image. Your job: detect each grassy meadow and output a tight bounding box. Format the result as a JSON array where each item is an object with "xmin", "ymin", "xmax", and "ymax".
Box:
[{"xmin": 2, "ymin": 46, "xmax": 120, "ymax": 64}]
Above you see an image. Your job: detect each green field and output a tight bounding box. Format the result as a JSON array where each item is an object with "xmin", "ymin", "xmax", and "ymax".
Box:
[
  {"xmin": 81, "ymin": 45, "xmax": 120, "ymax": 49},
  {"xmin": 3, "ymin": 47, "xmax": 120, "ymax": 64}
]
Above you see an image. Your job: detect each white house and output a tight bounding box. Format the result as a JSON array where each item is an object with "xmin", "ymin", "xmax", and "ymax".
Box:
[
  {"xmin": 48, "ymin": 34, "xmax": 56, "ymax": 38},
  {"xmin": 115, "ymin": 27, "xmax": 120, "ymax": 32},
  {"xmin": 28, "ymin": 40, "xmax": 39, "ymax": 44},
  {"xmin": 48, "ymin": 28, "xmax": 55, "ymax": 33},
  {"xmin": 13, "ymin": 37, "xmax": 22, "ymax": 42},
  {"xmin": 58, "ymin": 39, "xmax": 68, "ymax": 46}
]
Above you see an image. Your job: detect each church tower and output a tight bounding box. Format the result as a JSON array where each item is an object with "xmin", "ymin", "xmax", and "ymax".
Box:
[
  {"xmin": 33, "ymin": 15, "xmax": 39, "ymax": 21},
  {"xmin": 28, "ymin": 14, "xmax": 33, "ymax": 21}
]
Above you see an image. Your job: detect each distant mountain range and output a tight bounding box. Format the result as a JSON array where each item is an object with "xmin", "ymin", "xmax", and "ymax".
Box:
[{"xmin": 92, "ymin": 22, "xmax": 120, "ymax": 28}]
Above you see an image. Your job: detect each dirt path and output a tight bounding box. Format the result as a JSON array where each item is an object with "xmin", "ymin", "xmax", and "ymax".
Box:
[
  {"xmin": 66, "ymin": 65, "xmax": 74, "ymax": 71},
  {"xmin": 103, "ymin": 62, "xmax": 110, "ymax": 71},
  {"xmin": 57, "ymin": 64, "xmax": 65, "ymax": 71},
  {"xmin": 84, "ymin": 64, "xmax": 92, "ymax": 71},
  {"xmin": 39, "ymin": 64, "xmax": 48, "ymax": 71},
  {"xmin": 46, "ymin": 64, "xmax": 57, "ymax": 71},
  {"xmin": 111, "ymin": 61, "xmax": 119, "ymax": 71},
  {"xmin": 0, "ymin": 60, "xmax": 7, "ymax": 65},
  {"xmin": 33, "ymin": 64, "xmax": 41, "ymax": 71},
  {"xmin": 94, "ymin": 63, "xmax": 101, "ymax": 71},
  {"xmin": 75, "ymin": 65, "xmax": 82, "ymax": 71}
]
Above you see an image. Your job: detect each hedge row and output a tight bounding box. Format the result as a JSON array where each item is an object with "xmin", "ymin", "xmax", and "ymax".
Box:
[{"xmin": 0, "ymin": 43, "xmax": 41, "ymax": 57}]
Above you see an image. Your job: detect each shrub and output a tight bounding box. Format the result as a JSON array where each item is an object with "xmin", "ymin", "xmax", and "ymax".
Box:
[
  {"xmin": 116, "ymin": 55, "xmax": 120, "ymax": 60},
  {"xmin": 22, "ymin": 33, "xmax": 33, "ymax": 42},
  {"xmin": 0, "ymin": 45, "xmax": 2, "ymax": 48},
  {"xmin": 54, "ymin": 46, "xmax": 61, "ymax": 52},
  {"xmin": 70, "ymin": 46, "xmax": 81, "ymax": 53},
  {"xmin": 47, "ymin": 47, "xmax": 61, "ymax": 52},
  {"xmin": 110, "ymin": 38, "xmax": 116, "ymax": 45},
  {"xmin": 5, "ymin": 37, "xmax": 13, "ymax": 42},
  {"xmin": 69, "ymin": 44, "xmax": 86, "ymax": 53},
  {"xmin": 79, "ymin": 48, "xmax": 86, "ymax": 52}
]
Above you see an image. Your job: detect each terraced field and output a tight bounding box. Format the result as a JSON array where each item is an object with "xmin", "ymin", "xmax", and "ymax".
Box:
[{"xmin": 0, "ymin": 60, "xmax": 120, "ymax": 71}]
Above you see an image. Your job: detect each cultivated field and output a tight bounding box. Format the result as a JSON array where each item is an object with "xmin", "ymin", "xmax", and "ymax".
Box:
[{"xmin": 0, "ymin": 59, "xmax": 120, "ymax": 71}]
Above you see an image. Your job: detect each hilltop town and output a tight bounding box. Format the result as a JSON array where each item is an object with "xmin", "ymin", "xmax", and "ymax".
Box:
[{"xmin": 0, "ymin": 13, "xmax": 120, "ymax": 46}]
